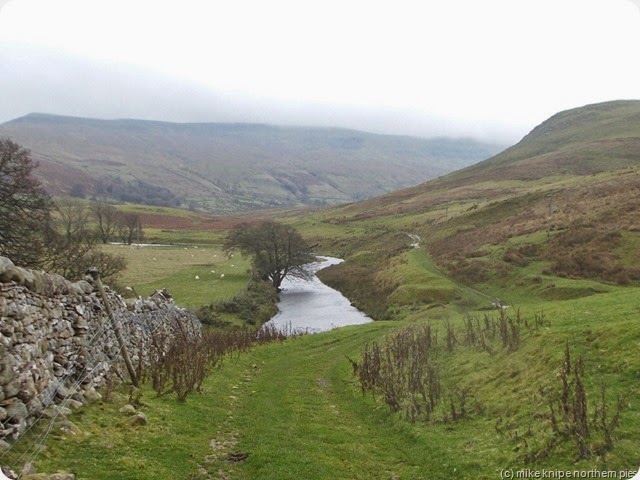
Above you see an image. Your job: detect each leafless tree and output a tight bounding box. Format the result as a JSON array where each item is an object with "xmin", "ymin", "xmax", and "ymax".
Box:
[
  {"xmin": 55, "ymin": 198, "xmax": 92, "ymax": 242},
  {"xmin": 92, "ymin": 200, "xmax": 119, "ymax": 243},
  {"xmin": 0, "ymin": 139, "xmax": 126, "ymax": 281},
  {"xmin": 116, "ymin": 212, "xmax": 144, "ymax": 245}
]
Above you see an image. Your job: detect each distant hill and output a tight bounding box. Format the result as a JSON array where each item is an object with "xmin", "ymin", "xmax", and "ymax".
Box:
[{"xmin": 0, "ymin": 113, "xmax": 503, "ymax": 212}]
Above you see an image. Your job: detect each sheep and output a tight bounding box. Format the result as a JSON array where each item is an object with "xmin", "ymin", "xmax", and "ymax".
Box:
[
  {"xmin": 220, "ymin": 273, "xmax": 225, "ymax": 279},
  {"xmin": 195, "ymin": 275, "xmax": 200, "ymax": 280}
]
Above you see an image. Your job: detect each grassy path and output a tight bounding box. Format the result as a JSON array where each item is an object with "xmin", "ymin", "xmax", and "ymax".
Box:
[{"xmin": 206, "ymin": 323, "xmax": 472, "ymax": 480}]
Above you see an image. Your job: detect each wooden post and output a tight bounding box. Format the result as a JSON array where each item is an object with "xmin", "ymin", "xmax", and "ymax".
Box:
[{"xmin": 86, "ymin": 268, "xmax": 139, "ymax": 387}]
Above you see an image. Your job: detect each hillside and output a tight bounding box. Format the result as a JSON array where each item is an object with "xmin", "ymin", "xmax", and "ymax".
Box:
[
  {"xmin": 315, "ymin": 100, "xmax": 640, "ymax": 293},
  {"xmin": 289, "ymin": 100, "xmax": 640, "ymax": 472},
  {"xmin": 0, "ymin": 113, "xmax": 502, "ymax": 213}
]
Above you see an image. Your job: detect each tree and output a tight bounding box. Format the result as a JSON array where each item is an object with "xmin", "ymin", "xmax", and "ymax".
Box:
[
  {"xmin": 92, "ymin": 200, "xmax": 119, "ymax": 243},
  {"xmin": 41, "ymin": 199, "xmax": 98, "ymax": 279},
  {"xmin": 0, "ymin": 138, "xmax": 51, "ymax": 266},
  {"xmin": 116, "ymin": 212, "xmax": 144, "ymax": 245},
  {"xmin": 55, "ymin": 198, "xmax": 92, "ymax": 243},
  {"xmin": 224, "ymin": 221, "xmax": 315, "ymax": 290},
  {"xmin": 0, "ymin": 139, "xmax": 126, "ymax": 281}
]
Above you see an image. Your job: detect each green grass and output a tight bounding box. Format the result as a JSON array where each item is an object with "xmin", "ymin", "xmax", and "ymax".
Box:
[
  {"xmin": 12, "ymin": 323, "xmax": 511, "ymax": 479},
  {"xmin": 383, "ymin": 249, "xmax": 462, "ymax": 306},
  {"xmin": 104, "ymin": 244, "xmax": 250, "ymax": 307},
  {"xmin": 25, "ymin": 285, "xmax": 640, "ymax": 479}
]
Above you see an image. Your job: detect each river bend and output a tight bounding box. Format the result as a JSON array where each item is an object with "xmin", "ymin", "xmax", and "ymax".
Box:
[{"xmin": 265, "ymin": 257, "xmax": 372, "ymax": 334}]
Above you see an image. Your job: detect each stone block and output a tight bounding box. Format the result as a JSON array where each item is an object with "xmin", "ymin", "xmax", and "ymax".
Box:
[
  {"xmin": 127, "ymin": 412, "xmax": 147, "ymax": 426},
  {"xmin": 5, "ymin": 400, "xmax": 28, "ymax": 423}
]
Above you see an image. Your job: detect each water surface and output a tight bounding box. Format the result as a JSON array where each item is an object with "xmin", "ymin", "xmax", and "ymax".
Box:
[{"xmin": 266, "ymin": 257, "xmax": 372, "ymax": 334}]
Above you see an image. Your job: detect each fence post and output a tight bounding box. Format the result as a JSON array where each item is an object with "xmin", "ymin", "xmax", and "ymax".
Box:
[{"xmin": 86, "ymin": 268, "xmax": 139, "ymax": 388}]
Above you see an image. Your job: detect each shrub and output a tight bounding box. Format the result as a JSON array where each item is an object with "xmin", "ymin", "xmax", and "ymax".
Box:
[
  {"xmin": 529, "ymin": 344, "xmax": 625, "ymax": 461},
  {"xmin": 197, "ymin": 279, "xmax": 279, "ymax": 326}
]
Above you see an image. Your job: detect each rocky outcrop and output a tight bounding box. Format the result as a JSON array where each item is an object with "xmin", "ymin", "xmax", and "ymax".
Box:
[{"xmin": 0, "ymin": 256, "xmax": 201, "ymax": 443}]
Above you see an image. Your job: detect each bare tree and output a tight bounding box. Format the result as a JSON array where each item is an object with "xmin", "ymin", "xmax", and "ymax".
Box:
[
  {"xmin": 116, "ymin": 212, "xmax": 144, "ymax": 245},
  {"xmin": 55, "ymin": 198, "xmax": 92, "ymax": 242},
  {"xmin": 36, "ymin": 198, "xmax": 93, "ymax": 278},
  {"xmin": 92, "ymin": 200, "xmax": 119, "ymax": 243},
  {"xmin": 0, "ymin": 139, "xmax": 126, "ymax": 281}
]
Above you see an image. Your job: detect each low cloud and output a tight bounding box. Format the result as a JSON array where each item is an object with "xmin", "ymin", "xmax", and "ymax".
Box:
[
  {"xmin": 0, "ymin": 0, "xmax": 13, "ymax": 14},
  {"xmin": 0, "ymin": 43, "xmax": 523, "ymax": 144}
]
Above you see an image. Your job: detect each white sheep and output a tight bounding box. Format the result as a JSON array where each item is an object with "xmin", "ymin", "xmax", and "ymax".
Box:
[
  {"xmin": 195, "ymin": 275, "xmax": 200, "ymax": 280},
  {"xmin": 220, "ymin": 273, "xmax": 225, "ymax": 279}
]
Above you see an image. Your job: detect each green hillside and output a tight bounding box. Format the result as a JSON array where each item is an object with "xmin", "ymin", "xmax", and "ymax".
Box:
[{"xmin": 0, "ymin": 113, "xmax": 502, "ymax": 213}]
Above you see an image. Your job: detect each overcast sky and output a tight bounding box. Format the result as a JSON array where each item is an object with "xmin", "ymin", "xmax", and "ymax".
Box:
[{"xmin": 1, "ymin": 0, "xmax": 639, "ymax": 143}]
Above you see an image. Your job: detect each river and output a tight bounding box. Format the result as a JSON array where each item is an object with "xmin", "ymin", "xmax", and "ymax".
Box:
[{"xmin": 265, "ymin": 257, "xmax": 373, "ymax": 334}]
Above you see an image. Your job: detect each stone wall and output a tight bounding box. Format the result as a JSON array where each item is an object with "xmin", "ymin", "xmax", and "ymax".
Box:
[{"xmin": 0, "ymin": 256, "xmax": 201, "ymax": 444}]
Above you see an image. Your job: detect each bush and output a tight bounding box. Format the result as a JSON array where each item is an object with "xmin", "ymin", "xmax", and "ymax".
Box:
[{"xmin": 197, "ymin": 279, "xmax": 279, "ymax": 326}]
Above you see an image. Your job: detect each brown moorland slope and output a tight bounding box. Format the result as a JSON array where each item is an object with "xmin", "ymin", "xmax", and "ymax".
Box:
[{"xmin": 312, "ymin": 100, "xmax": 640, "ymax": 303}]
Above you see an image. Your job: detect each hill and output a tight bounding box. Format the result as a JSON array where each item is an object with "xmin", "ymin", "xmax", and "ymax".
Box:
[
  {"xmin": 0, "ymin": 113, "xmax": 502, "ymax": 213},
  {"xmin": 313, "ymin": 100, "xmax": 640, "ymax": 293}
]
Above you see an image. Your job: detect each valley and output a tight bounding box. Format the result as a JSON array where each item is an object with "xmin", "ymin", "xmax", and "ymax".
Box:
[{"xmin": 2, "ymin": 100, "xmax": 640, "ymax": 479}]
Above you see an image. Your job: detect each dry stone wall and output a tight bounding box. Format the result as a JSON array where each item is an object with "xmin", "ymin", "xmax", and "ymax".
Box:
[{"xmin": 0, "ymin": 256, "xmax": 201, "ymax": 444}]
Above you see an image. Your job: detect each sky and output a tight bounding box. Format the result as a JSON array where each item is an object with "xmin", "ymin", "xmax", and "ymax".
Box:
[{"xmin": 0, "ymin": 0, "xmax": 639, "ymax": 143}]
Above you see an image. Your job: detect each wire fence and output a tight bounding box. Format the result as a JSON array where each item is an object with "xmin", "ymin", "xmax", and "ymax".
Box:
[{"xmin": 0, "ymin": 290, "xmax": 199, "ymax": 478}]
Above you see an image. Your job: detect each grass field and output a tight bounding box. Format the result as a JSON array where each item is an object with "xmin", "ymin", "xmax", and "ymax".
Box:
[
  {"xmin": 23, "ymin": 284, "xmax": 640, "ymax": 479},
  {"xmin": 9, "ymin": 227, "xmax": 640, "ymax": 478},
  {"xmin": 103, "ymin": 243, "xmax": 251, "ymax": 308}
]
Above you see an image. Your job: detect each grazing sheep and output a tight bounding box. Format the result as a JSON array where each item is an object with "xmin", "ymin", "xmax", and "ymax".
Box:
[
  {"xmin": 195, "ymin": 275, "xmax": 200, "ymax": 280},
  {"xmin": 220, "ymin": 274, "xmax": 225, "ymax": 279}
]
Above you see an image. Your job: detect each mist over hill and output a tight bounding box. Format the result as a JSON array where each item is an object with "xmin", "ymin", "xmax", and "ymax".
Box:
[{"xmin": 0, "ymin": 113, "xmax": 504, "ymax": 212}]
